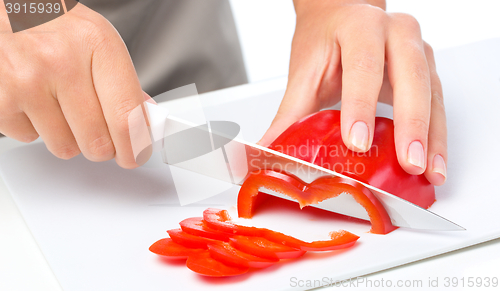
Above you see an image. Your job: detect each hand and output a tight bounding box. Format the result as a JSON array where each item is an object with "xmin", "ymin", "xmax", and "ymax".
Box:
[
  {"xmin": 0, "ymin": 2, "xmax": 153, "ymax": 168},
  {"xmin": 259, "ymin": 0, "xmax": 447, "ymax": 186}
]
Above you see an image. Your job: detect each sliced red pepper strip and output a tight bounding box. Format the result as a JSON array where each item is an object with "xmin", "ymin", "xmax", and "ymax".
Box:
[
  {"xmin": 238, "ymin": 170, "xmax": 397, "ymax": 234},
  {"xmin": 207, "ymin": 242, "xmax": 279, "ymax": 268},
  {"xmin": 148, "ymin": 238, "xmax": 203, "ymax": 259},
  {"xmin": 229, "ymin": 235, "xmax": 305, "ymax": 260},
  {"xmin": 203, "ymin": 208, "xmax": 265, "ymax": 236},
  {"xmin": 179, "ymin": 217, "xmax": 232, "ymax": 241},
  {"xmin": 309, "ymin": 176, "xmax": 397, "ymax": 234},
  {"xmin": 263, "ymin": 229, "xmax": 359, "ymax": 251},
  {"xmin": 237, "ymin": 170, "xmax": 305, "ymax": 218},
  {"xmin": 167, "ymin": 228, "xmax": 222, "ymax": 249},
  {"xmin": 186, "ymin": 251, "xmax": 249, "ymax": 277},
  {"xmin": 205, "ymin": 208, "xmax": 360, "ymax": 249}
]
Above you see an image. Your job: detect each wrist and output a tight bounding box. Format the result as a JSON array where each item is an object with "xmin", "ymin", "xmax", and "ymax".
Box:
[{"xmin": 293, "ymin": 0, "xmax": 386, "ymax": 17}]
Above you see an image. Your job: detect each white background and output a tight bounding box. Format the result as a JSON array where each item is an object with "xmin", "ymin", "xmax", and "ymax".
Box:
[{"xmin": 230, "ymin": 0, "xmax": 500, "ymax": 83}]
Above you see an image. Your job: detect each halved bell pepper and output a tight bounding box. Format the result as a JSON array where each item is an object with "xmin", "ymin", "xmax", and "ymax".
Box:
[{"xmin": 238, "ymin": 110, "xmax": 435, "ymax": 234}]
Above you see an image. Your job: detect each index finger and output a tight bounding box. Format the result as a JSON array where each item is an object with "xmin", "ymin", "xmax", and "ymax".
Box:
[
  {"xmin": 338, "ymin": 16, "xmax": 386, "ymax": 153},
  {"xmin": 88, "ymin": 15, "xmax": 146, "ymax": 168},
  {"xmin": 386, "ymin": 13, "xmax": 432, "ymax": 175}
]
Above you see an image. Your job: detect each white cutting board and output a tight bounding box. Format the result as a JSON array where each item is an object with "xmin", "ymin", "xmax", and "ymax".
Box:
[{"xmin": 1, "ymin": 39, "xmax": 500, "ymax": 291}]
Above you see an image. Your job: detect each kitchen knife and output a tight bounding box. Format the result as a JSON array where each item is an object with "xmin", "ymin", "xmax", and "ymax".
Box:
[{"xmin": 137, "ymin": 102, "xmax": 464, "ymax": 231}]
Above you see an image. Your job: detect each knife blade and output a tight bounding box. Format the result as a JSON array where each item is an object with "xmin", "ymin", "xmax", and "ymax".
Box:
[{"xmin": 140, "ymin": 102, "xmax": 464, "ymax": 231}]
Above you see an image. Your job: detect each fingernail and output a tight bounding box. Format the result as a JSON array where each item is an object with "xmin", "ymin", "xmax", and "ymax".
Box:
[
  {"xmin": 349, "ymin": 121, "xmax": 369, "ymax": 151},
  {"xmin": 407, "ymin": 141, "xmax": 425, "ymax": 169},
  {"xmin": 432, "ymin": 154, "xmax": 447, "ymax": 181},
  {"xmin": 145, "ymin": 98, "xmax": 157, "ymax": 105}
]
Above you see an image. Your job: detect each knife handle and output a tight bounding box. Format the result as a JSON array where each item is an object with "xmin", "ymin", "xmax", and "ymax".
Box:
[{"xmin": 144, "ymin": 102, "xmax": 170, "ymax": 152}]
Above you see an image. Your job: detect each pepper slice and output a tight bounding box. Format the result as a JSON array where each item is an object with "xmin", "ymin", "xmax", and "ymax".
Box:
[
  {"xmin": 186, "ymin": 251, "xmax": 249, "ymax": 277},
  {"xmin": 152, "ymin": 208, "xmax": 359, "ymax": 277},
  {"xmin": 203, "ymin": 208, "xmax": 265, "ymax": 236},
  {"xmin": 204, "ymin": 208, "xmax": 359, "ymax": 250},
  {"xmin": 207, "ymin": 242, "xmax": 279, "ymax": 268},
  {"xmin": 229, "ymin": 235, "xmax": 306, "ymax": 260},
  {"xmin": 179, "ymin": 217, "xmax": 232, "ymax": 241},
  {"xmin": 167, "ymin": 228, "xmax": 221, "ymax": 249},
  {"xmin": 263, "ymin": 229, "xmax": 359, "ymax": 251},
  {"xmin": 148, "ymin": 238, "xmax": 203, "ymax": 259},
  {"xmin": 238, "ymin": 170, "xmax": 397, "ymax": 234}
]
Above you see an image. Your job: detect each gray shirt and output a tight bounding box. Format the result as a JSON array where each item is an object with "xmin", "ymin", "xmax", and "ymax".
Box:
[{"xmin": 81, "ymin": 0, "xmax": 247, "ymax": 97}]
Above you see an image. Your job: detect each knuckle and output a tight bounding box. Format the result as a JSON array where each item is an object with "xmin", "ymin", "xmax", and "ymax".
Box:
[
  {"xmin": 406, "ymin": 117, "xmax": 429, "ymax": 135},
  {"xmin": 348, "ymin": 51, "xmax": 384, "ymax": 76},
  {"xmin": 357, "ymin": 4, "xmax": 388, "ymax": 25},
  {"xmin": 348, "ymin": 97, "xmax": 377, "ymax": 114},
  {"xmin": 37, "ymin": 40, "xmax": 65, "ymax": 65},
  {"xmin": 86, "ymin": 135, "xmax": 115, "ymax": 161},
  {"xmin": 407, "ymin": 62, "xmax": 430, "ymax": 86},
  {"xmin": 0, "ymin": 52, "xmax": 12, "ymax": 76},
  {"xmin": 83, "ymin": 24, "xmax": 108, "ymax": 51},
  {"xmin": 73, "ymin": 13, "xmax": 112, "ymax": 51},
  {"xmin": 423, "ymin": 41, "xmax": 434, "ymax": 58},
  {"xmin": 14, "ymin": 65, "xmax": 43, "ymax": 89},
  {"xmin": 112, "ymin": 99, "xmax": 137, "ymax": 134},
  {"xmin": 52, "ymin": 143, "xmax": 81, "ymax": 160},
  {"xmin": 432, "ymin": 89, "xmax": 445, "ymax": 110},
  {"xmin": 429, "ymin": 137, "xmax": 447, "ymax": 154},
  {"xmin": 391, "ymin": 13, "xmax": 421, "ymax": 33}
]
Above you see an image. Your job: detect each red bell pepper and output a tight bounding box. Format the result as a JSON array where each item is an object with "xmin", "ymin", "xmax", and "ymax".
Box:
[
  {"xmin": 268, "ymin": 110, "xmax": 435, "ymax": 207},
  {"xmin": 238, "ymin": 110, "xmax": 435, "ymax": 234}
]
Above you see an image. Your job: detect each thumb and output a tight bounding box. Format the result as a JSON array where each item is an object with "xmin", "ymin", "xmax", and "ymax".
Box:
[
  {"xmin": 143, "ymin": 91, "xmax": 157, "ymax": 104},
  {"xmin": 258, "ymin": 88, "xmax": 320, "ymax": 147},
  {"xmin": 259, "ymin": 29, "xmax": 340, "ymax": 146}
]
